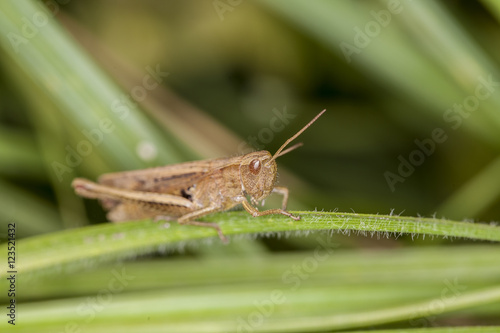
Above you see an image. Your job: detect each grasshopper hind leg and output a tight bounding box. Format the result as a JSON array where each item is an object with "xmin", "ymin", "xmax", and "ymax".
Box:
[
  {"xmin": 153, "ymin": 215, "xmax": 177, "ymax": 222},
  {"xmin": 177, "ymin": 220, "xmax": 227, "ymax": 243},
  {"xmin": 107, "ymin": 203, "xmax": 155, "ymax": 222},
  {"xmin": 177, "ymin": 206, "xmax": 228, "ymax": 243},
  {"xmin": 153, "ymin": 215, "xmax": 225, "ymax": 241}
]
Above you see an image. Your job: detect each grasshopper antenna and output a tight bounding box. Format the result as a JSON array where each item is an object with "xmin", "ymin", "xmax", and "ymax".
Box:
[
  {"xmin": 267, "ymin": 109, "xmax": 326, "ymax": 165},
  {"xmin": 274, "ymin": 142, "xmax": 303, "ymax": 158}
]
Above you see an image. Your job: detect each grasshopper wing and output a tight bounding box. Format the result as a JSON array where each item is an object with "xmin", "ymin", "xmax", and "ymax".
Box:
[{"xmin": 98, "ymin": 158, "xmax": 234, "ymax": 195}]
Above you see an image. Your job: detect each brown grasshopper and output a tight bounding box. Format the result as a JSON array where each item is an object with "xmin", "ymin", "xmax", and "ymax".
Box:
[{"xmin": 72, "ymin": 110, "xmax": 325, "ymax": 241}]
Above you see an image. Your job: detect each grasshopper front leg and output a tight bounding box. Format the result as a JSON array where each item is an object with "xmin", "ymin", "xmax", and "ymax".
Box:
[
  {"xmin": 272, "ymin": 186, "xmax": 289, "ymax": 210},
  {"xmin": 241, "ymin": 198, "xmax": 300, "ymax": 221}
]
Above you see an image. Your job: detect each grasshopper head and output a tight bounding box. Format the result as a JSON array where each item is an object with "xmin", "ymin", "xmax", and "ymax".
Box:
[
  {"xmin": 239, "ymin": 109, "xmax": 326, "ymax": 204},
  {"xmin": 239, "ymin": 151, "xmax": 277, "ymax": 202}
]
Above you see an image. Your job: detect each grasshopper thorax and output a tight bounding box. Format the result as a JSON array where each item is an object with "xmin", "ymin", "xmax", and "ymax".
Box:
[{"xmin": 239, "ymin": 151, "xmax": 277, "ymax": 202}]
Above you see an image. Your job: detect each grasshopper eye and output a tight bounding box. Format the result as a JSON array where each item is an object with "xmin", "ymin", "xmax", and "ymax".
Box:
[{"xmin": 249, "ymin": 159, "xmax": 261, "ymax": 175}]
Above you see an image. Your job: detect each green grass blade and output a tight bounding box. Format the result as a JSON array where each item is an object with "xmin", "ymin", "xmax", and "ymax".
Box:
[
  {"xmin": 0, "ymin": 180, "xmax": 61, "ymax": 237},
  {"xmin": 2, "ymin": 211, "xmax": 498, "ymax": 278},
  {"xmin": 4, "ymin": 283, "xmax": 499, "ymax": 333},
  {"xmin": 2, "ymin": 245, "xmax": 499, "ymax": 332},
  {"xmin": 9, "ymin": 244, "xmax": 500, "ymax": 301},
  {"xmin": 437, "ymin": 156, "xmax": 500, "ymax": 218},
  {"xmin": 0, "ymin": 0, "xmax": 190, "ymax": 174},
  {"xmin": 341, "ymin": 328, "xmax": 500, "ymax": 333},
  {"xmin": 258, "ymin": 0, "xmax": 500, "ymax": 146},
  {"xmin": 0, "ymin": 127, "xmax": 45, "ymax": 181}
]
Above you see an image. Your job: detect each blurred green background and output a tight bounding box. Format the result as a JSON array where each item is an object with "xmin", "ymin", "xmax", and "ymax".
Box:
[
  {"xmin": 1, "ymin": 0, "xmax": 500, "ymax": 331},
  {"xmin": 2, "ymin": 0, "xmax": 500, "ymax": 237}
]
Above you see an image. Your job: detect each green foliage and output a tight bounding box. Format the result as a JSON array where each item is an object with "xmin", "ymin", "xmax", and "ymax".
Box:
[
  {"xmin": 0, "ymin": 0, "xmax": 499, "ymax": 332},
  {"xmin": 2, "ymin": 211, "xmax": 499, "ymax": 279}
]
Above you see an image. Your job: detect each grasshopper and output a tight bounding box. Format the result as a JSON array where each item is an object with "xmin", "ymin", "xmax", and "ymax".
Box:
[{"xmin": 72, "ymin": 110, "xmax": 325, "ymax": 241}]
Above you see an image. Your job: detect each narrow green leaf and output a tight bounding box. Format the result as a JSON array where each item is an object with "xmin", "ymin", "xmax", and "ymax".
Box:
[
  {"xmin": 2, "ymin": 211, "xmax": 498, "ymax": 279},
  {"xmin": 2, "ymin": 245, "xmax": 499, "ymax": 332}
]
